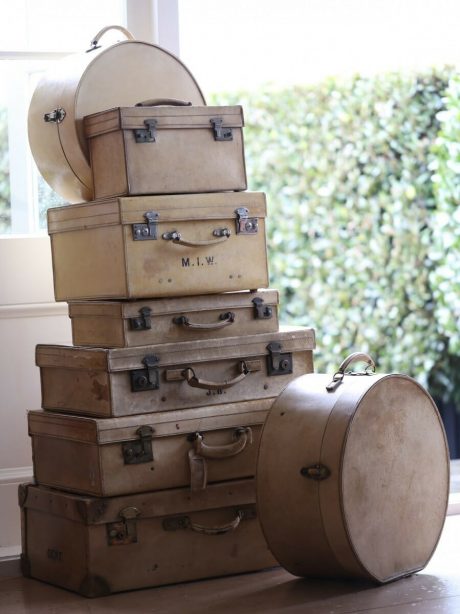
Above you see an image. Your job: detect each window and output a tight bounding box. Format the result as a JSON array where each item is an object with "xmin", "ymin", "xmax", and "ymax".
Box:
[{"xmin": 0, "ymin": 0, "xmax": 127, "ymax": 234}]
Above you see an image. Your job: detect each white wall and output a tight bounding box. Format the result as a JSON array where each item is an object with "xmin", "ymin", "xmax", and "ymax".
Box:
[{"xmin": 0, "ymin": 237, "xmax": 71, "ymax": 557}]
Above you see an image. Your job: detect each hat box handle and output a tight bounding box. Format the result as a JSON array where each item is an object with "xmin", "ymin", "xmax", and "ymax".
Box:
[
  {"xmin": 135, "ymin": 98, "xmax": 193, "ymax": 107},
  {"xmin": 87, "ymin": 25, "xmax": 135, "ymax": 52},
  {"xmin": 326, "ymin": 352, "xmax": 376, "ymax": 393}
]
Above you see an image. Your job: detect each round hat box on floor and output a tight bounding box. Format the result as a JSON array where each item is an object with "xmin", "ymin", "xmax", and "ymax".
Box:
[
  {"xmin": 28, "ymin": 25, "xmax": 206, "ymax": 203},
  {"xmin": 257, "ymin": 352, "xmax": 450, "ymax": 584}
]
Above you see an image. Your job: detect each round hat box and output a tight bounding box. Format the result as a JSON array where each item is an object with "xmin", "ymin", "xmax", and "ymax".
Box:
[
  {"xmin": 28, "ymin": 25, "xmax": 206, "ymax": 203},
  {"xmin": 257, "ymin": 352, "xmax": 450, "ymax": 584}
]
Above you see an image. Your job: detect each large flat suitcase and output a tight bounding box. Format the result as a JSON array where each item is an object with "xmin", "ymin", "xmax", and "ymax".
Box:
[
  {"xmin": 257, "ymin": 353, "xmax": 450, "ymax": 584},
  {"xmin": 47, "ymin": 192, "xmax": 268, "ymax": 301},
  {"xmin": 36, "ymin": 326, "xmax": 315, "ymax": 417},
  {"xmin": 84, "ymin": 103, "xmax": 246, "ymax": 199},
  {"xmin": 28, "ymin": 398, "xmax": 272, "ymax": 497},
  {"xmin": 20, "ymin": 479, "xmax": 276, "ymax": 597},
  {"xmin": 68, "ymin": 289, "xmax": 279, "ymax": 348}
]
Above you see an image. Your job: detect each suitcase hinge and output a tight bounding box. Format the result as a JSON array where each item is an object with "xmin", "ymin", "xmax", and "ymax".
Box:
[
  {"xmin": 235, "ymin": 207, "xmax": 258, "ymax": 234},
  {"xmin": 266, "ymin": 341, "xmax": 293, "ymax": 376},
  {"xmin": 122, "ymin": 425, "xmax": 155, "ymax": 464},
  {"xmin": 132, "ymin": 211, "xmax": 159, "ymax": 241},
  {"xmin": 44, "ymin": 107, "xmax": 66, "ymax": 123},
  {"xmin": 107, "ymin": 506, "xmax": 140, "ymax": 545},
  {"xmin": 252, "ymin": 297, "xmax": 273, "ymax": 319},
  {"xmin": 134, "ymin": 118, "xmax": 157, "ymax": 143},
  {"xmin": 210, "ymin": 117, "xmax": 233, "ymax": 141},
  {"xmin": 129, "ymin": 306, "xmax": 152, "ymax": 331},
  {"xmin": 130, "ymin": 354, "xmax": 160, "ymax": 392}
]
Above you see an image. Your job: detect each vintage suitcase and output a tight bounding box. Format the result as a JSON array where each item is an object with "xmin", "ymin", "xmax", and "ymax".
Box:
[
  {"xmin": 84, "ymin": 102, "xmax": 247, "ymax": 199},
  {"xmin": 47, "ymin": 192, "xmax": 269, "ymax": 301},
  {"xmin": 28, "ymin": 398, "xmax": 272, "ymax": 497},
  {"xmin": 68, "ymin": 289, "xmax": 279, "ymax": 348},
  {"xmin": 28, "ymin": 26, "xmax": 205, "ymax": 203},
  {"xmin": 257, "ymin": 353, "xmax": 450, "ymax": 584},
  {"xmin": 20, "ymin": 479, "xmax": 276, "ymax": 597},
  {"xmin": 36, "ymin": 326, "xmax": 315, "ymax": 418}
]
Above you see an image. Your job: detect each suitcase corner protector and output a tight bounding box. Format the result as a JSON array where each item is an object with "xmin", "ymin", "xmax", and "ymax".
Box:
[{"xmin": 79, "ymin": 573, "xmax": 112, "ymax": 598}]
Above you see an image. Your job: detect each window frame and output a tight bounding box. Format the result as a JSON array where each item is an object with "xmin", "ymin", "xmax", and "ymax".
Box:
[{"xmin": 0, "ymin": 0, "xmax": 179, "ymax": 237}]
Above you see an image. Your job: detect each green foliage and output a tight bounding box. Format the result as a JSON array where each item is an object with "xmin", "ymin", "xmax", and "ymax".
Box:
[
  {"xmin": 0, "ymin": 106, "xmax": 11, "ymax": 232},
  {"xmin": 211, "ymin": 69, "xmax": 453, "ymax": 386},
  {"xmin": 428, "ymin": 75, "xmax": 460, "ymax": 404}
]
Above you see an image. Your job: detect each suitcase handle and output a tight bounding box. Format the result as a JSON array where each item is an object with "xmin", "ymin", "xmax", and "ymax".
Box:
[
  {"xmin": 326, "ymin": 352, "xmax": 375, "ymax": 393},
  {"xmin": 181, "ymin": 361, "xmax": 250, "ymax": 390},
  {"xmin": 193, "ymin": 427, "xmax": 253, "ymax": 459},
  {"xmin": 162, "ymin": 228, "xmax": 231, "ymax": 247},
  {"xmin": 162, "ymin": 510, "xmax": 245, "ymax": 535},
  {"xmin": 135, "ymin": 98, "xmax": 193, "ymax": 107},
  {"xmin": 173, "ymin": 311, "xmax": 235, "ymax": 330},
  {"xmin": 190, "ymin": 509, "xmax": 244, "ymax": 535},
  {"xmin": 88, "ymin": 25, "xmax": 135, "ymax": 51}
]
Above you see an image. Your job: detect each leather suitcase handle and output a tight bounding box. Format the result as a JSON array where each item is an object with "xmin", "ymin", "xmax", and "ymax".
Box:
[
  {"xmin": 173, "ymin": 312, "xmax": 235, "ymax": 330},
  {"xmin": 337, "ymin": 352, "xmax": 375, "ymax": 374},
  {"xmin": 193, "ymin": 427, "xmax": 253, "ymax": 459},
  {"xmin": 88, "ymin": 25, "xmax": 134, "ymax": 51},
  {"xmin": 135, "ymin": 98, "xmax": 192, "ymax": 107},
  {"xmin": 162, "ymin": 228, "xmax": 230, "ymax": 247},
  {"xmin": 190, "ymin": 510, "xmax": 244, "ymax": 535},
  {"xmin": 326, "ymin": 352, "xmax": 376, "ymax": 392},
  {"xmin": 181, "ymin": 362, "xmax": 249, "ymax": 390}
]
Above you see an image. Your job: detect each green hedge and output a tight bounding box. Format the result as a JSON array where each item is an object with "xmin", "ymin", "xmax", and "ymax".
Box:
[
  {"xmin": 0, "ymin": 106, "xmax": 10, "ymax": 232},
  {"xmin": 211, "ymin": 69, "xmax": 456, "ymax": 390}
]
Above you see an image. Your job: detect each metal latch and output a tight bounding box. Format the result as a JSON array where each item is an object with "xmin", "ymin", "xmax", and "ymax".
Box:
[
  {"xmin": 252, "ymin": 297, "xmax": 273, "ymax": 320},
  {"xmin": 300, "ymin": 463, "xmax": 331, "ymax": 481},
  {"xmin": 107, "ymin": 507, "xmax": 140, "ymax": 545},
  {"xmin": 130, "ymin": 354, "xmax": 160, "ymax": 392},
  {"xmin": 132, "ymin": 211, "xmax": 159, "ymax": 241},
  {"xmin": 44, "ymin": 108, "xmax": 66, "ymax": 123},
  {"xmin": 235, "ymin": 207, "xmax": 258, "ymax": 235},
  {"xmin": 129, "ymin": 307, "xmax": 152, "ymax": 331},
  {"xmin": 122, "ymin": 425, "xmax": 155, "ymax": 464},
  {"xmin": 266, "ymin": 342, "xmax": 293, "ymax": 376},
  {"xmin": 210, "ymin": 117, "xmax": 233, "ymax": 141},
  {"xmin": 134, "ymin": 118, "xmax": 157, "ymax": 143}
]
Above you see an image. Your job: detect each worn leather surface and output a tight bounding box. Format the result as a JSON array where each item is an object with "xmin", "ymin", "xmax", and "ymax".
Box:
[
  {"xmin": 68, "ymin": 289, "xmax": 279, "ymax": 348},
  {"xmin": 47, "ymin": 192, "xmax": 269, "ymax": 301},
  {"xmin": 257, "ymin": 372, "xmax": 449, "ymax": 583},
  {"xmin": 28, "ymin": 40, "xmax": 205, "ymax": 203},
  {"xmin": 28, "ymin": 400, "xmax": 270, "ymax": 496},
  {"xmin": 21, "ymin": 480, "xmax": 276, "ymax": 596},
  {"xmin": 36, "ymin": 327, "xmax": 315, "ymax": 417}
]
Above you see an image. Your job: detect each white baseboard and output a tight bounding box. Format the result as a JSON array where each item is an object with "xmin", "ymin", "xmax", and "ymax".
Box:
[
  {"xmin": 0, "ymin": 554, "xmax": 21, "ymax": 578},
  {"xmin": 0, "ymin": 466, "xmax": 33, "ymax": 485},
  {"xmin": 0, "ymin": 466, "xmax": 33, "ymax": 578},
  {"xmin": 0, "ymin": 302, "xmax": 67, "ymax": 319}
]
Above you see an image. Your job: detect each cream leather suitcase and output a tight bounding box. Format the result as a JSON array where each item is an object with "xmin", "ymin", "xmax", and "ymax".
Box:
[
  {"xmin": 28, "ymin": 26, "xmax": 205, "ymax": 203},
  {"xmin": 257, "ymin": 353, "xmax": 450, "ymax": 584},
  {"xmin": 47, "ymin": 192, "xmax": 269, "ymax": 301},
  {"xmin": 20, "ymin": 479, "xmax": 276, "ymax": 597},
  {"xmin": 84, "ymin": 102, "xmax": 246, "ymax": 199},
  {"xmin": 28, "ymin": 398, "xmax": 272, "ymax": 497},
  {"xmin": 36, "ymin": 327, "xmax": 315, "ymax": 418},
  {"xmin": 68, "ymin": 289, "xmax": 279, "ymax": 348}
]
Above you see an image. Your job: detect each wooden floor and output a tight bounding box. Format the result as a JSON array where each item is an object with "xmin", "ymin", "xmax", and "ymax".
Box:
[{"xmin": 1, "ymin": 513, "xmax": 459, "ymax": 614}]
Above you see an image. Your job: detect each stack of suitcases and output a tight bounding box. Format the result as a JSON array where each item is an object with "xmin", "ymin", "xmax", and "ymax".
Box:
[{"xmin": 20, "ymin": 93, "xmax": 316, "ymax": 594}]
